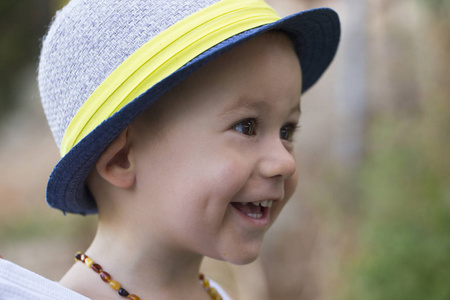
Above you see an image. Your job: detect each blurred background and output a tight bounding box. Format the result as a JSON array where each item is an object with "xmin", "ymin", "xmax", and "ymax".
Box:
[{"xmin": 0, "ymin": 0, "xmax": 449, "ymax": 299}]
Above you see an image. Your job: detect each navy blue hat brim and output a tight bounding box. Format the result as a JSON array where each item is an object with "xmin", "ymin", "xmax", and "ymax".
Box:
[{"xmin": 46, "ymin": 7, "xmax": 340, "ymax": 215}]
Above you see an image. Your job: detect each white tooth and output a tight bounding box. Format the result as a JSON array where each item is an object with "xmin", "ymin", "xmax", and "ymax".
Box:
[
  {"xmin": 242, "ymin": 202, "xmax": 248, "ymax": 205},
  {"xmin": 246, "ymin": 213, "xmax": 263, "ymax": 219},
  {"xmin": 268, "ymin": 200, "xmax": 273, "ymax": 208},
  {"xmin": 260, "ymin": 200, "xmax": 269, "ymax": 207},
  {"xmin": 251, "ymin": 201, "xmax": 260, "ymax": 206}
]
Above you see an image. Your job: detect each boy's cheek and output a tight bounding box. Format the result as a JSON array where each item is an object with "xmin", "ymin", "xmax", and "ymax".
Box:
[
  {"xmin": 270, "ymin": 171, "xmax": 298, "ymax": 226},
  {"xmin": 284, "ymin": 169, "xmax": 299, "ymax": 203}
]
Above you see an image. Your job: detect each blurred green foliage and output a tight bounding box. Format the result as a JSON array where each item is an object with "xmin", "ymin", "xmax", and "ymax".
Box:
[
  {"xmin": 0, "ymin": 0, "xmax": 67, "ymax": 119},
  {"xmin": 0, "ymin": 211, "xmax": 96, "ymax": 241},
  {"xmin": 418, "ymin": 0, "xmax": 450, "ymax": 18},
  {"xmin": 338, "ymin": 1, "xmax": 450, "ymax": 298},
  {"xmin": 345, "ymin": 103, "xmax": 450, "ymax": 300}
]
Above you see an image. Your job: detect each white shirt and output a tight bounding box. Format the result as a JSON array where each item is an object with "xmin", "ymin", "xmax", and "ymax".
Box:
[{"xmin": 0, "ymin": 259, "xmax": 231, "ymax": 299}]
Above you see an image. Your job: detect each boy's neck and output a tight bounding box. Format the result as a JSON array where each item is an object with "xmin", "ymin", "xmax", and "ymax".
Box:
[{"xmin": 60, "ymin": 222, "xmax": 210, "ymax": 299}]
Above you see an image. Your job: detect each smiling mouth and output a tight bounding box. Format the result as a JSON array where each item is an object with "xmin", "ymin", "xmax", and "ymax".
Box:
[{"xmin": 231, "ymin": 201, "xmax": 273, "ymax": 219}]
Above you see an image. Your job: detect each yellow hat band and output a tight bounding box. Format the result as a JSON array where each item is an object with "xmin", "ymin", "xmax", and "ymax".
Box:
[{"xmin": 60, "ymin": 0, "xmax": 280, "ymax": 156}]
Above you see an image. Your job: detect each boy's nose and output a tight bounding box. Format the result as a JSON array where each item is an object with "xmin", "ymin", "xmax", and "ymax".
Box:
[{"xmin": 258, "ymin": 140, "xmax": 297, "ymax": 180}]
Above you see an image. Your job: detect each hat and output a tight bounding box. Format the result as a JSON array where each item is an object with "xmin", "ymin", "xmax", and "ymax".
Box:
[{"xmin": 38, "ymin": 0, "xmax": 340, "ymax": 215}]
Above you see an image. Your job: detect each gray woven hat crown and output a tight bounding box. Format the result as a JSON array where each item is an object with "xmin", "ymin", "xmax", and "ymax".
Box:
[{"xmin": 39, "ymin": 0, "xmax": 221, "ymax": 149}]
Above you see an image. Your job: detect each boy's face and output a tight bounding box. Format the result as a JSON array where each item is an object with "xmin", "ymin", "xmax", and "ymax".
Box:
[{"xmin": 129, "ymin": 32, "xmax": 301, "ymax": 264}]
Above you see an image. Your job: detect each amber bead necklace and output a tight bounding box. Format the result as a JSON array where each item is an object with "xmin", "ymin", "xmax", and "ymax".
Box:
[{"xmin": 75, "ymin": 252, "xmax": 222, "ymax": 300}]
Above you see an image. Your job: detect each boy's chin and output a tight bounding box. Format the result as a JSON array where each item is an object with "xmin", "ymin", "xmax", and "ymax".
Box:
[
  {"xmin": 214, "ymin": 248, "xmax": 262, "ymax": 266},
  {"xmin": 227, "ymin": 254, "xmax": 260, "ymax": 266}
]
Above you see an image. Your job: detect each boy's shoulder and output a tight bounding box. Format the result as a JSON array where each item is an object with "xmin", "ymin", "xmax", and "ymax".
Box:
[{"xmin": 0, "ymin": 258, "xmax": 89, "ymax": 300}]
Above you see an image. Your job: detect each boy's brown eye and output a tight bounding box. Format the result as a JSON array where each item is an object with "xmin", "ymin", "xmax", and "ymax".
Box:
[
  {"xmin": 233, "ymin": 119, "xmax": 256, "ymax": 136},
  {"xmin": 280, "ymin": 124, "xmax": 298, "ymax": 141}
]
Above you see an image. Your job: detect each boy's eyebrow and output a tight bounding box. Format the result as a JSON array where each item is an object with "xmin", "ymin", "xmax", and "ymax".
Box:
[
  {"xmin": 223, "ymin": 96, "xmax": 270, "ymax": 113},
  {"xmin": 291, "ymin": 101, "xmax": 302, "ymax": 115},
  {"xmin": 220, "ymin": 96, "xmax": 301, "ymax": 116}
]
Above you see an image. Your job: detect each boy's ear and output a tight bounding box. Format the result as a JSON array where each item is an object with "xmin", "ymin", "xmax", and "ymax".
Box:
[{"xmin": 95, "ymin": 128, "xmax": 135, "ymax": 189}]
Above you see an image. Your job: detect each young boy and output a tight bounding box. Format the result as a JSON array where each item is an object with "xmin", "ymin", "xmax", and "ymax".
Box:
[{"xmin": 0, "ymin": 0, "xmax": 339, "ymax": 299}]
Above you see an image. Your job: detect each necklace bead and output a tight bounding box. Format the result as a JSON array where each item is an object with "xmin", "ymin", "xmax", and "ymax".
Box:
[
  {"xmin": 74, "ymin": 251, "xmax": 222, "ymax": 300},
  {"xmin": 100, "ymin": 271, "xmax": 111, "ymax": 282},
  {"xmin": 84, "ymin": 257, "xmax": 94, "ymax": 268},
  {"xmin": 118, "ymin": 287, "xmax": 130, "ymax": 297},
  {"xmin": 92, "ymin": 263, "xmax": 102, "ymax": 273},
  {"xmin": 110, "ymin": 280, "xmax": 121, "ymax": 291}
]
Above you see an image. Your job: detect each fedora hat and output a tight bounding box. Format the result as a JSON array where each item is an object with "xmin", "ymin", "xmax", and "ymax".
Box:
[{"xmin": 38, "ymin": 0, "xmax": 340, "ymax": 215}]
